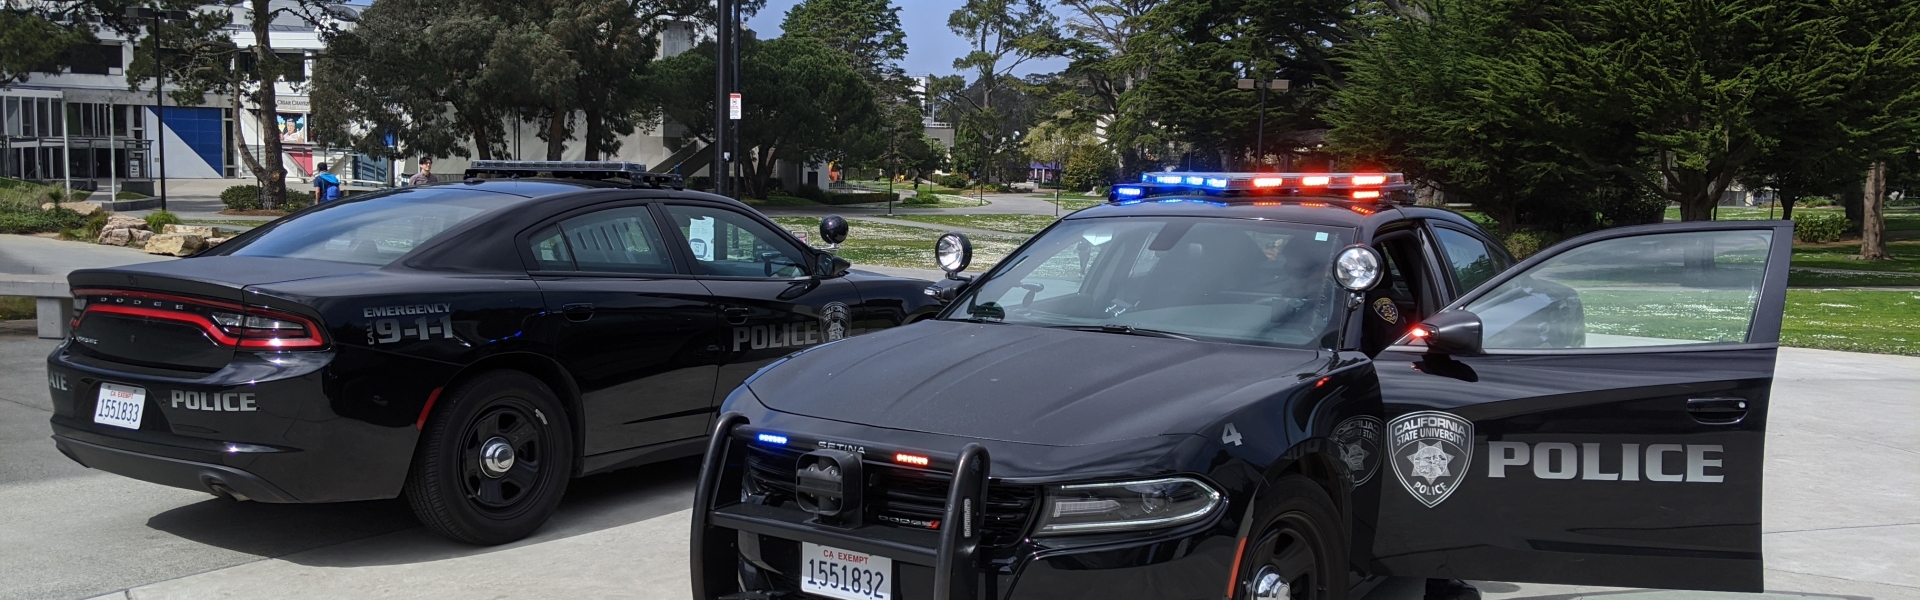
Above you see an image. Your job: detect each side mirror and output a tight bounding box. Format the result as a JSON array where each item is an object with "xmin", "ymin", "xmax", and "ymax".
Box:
[
  {"xmin": 935, "ymin": 232, "xmax": 972, "ymax": 279},
  {"xmin": 819, "ymin": 215, "xmax": 849, "ymax": 249},
  {"xmin": 815, "ymin": 252, "xmax": 851, "ymax": 279},
  {"xmin": 1411, "ymin": 310, "xmax": 1483, "ymax": 355}
]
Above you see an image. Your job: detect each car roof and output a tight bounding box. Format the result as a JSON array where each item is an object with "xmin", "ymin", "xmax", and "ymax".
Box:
[{"xmin": 1064, "ymin": 194, "xmax": 1489, "ymax": 239}]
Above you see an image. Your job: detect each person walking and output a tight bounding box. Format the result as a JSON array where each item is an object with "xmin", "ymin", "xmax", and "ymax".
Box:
[
  {"xmin": 312, "ymin": 163, "xmax": 343, "ymax": 204},
  {"xmin": 408, "ymin": 157, "xmax": 434, "ymax": 186}
]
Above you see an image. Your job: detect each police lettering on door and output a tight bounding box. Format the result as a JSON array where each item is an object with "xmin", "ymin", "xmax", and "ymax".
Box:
[
  {"xmin": 1489, "ymin": 442, "xmax": 1724, "ymax": 483},
  {"xmin": 731, "ymin": 303, "xmax": 853, "ymax": 352}
]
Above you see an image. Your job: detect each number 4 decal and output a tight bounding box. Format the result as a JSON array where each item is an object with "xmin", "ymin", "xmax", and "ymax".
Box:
[{"xmin": 1222, "ymin": 423, "xmax": 1243, "ymax": 446}]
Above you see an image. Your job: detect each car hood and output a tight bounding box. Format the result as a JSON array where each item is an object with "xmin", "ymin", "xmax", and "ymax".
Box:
[{"xmin": 747, "ymin": 320, "xmax": 1330, "ymax": 446}]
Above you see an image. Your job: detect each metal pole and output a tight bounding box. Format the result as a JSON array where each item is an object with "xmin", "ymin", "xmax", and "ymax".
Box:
[
  {"xmin": 712, "ymin": 0, "xmax": 729, "ymax": 197},
  {"xmin": 152, "ymin": 14, "xmax": 168, "ymax": 212},
  {"xmin": 61, "ymin": 98, "xmax": 71, "ymax": 197},
  {"xmin": 108, "ymin": 104, "xmax": 116, "ymax": 197},
  {"xmin": 729, "ymin": 0, "xmax": 740, "ymax": 199},
  {"xmin": 1255, "ymin": 81, "xmax": 1266, "ymax": 171},
  {"xmin": 886, "ymin": 129, "xmax": 894, "ymax": 215}
]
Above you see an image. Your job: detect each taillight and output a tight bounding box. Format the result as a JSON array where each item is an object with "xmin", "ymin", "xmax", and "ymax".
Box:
[
  {"xmin": 73, "ymin": 289, "xmax": 326, "ymax": 350},
  {"xmin": 209, "ymin": 309, "xmax": 325, "ymax": 349}
]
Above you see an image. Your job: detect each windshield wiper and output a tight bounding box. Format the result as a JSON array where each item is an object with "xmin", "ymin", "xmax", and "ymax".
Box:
[{"xmin": 1049, "ymin": 324, "xmax": 1199, "ymax": 341}]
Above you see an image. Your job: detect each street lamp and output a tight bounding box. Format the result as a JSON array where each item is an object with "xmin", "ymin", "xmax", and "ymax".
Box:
[
  {"xmin": 1237, "ymin": 77, "xmax": 1290, "ymax": 172},
  {"xmin": 127, "ymin": 7, "xmax": 190, "ymax": 211},
  {"xmin": 883, "ymin": 124, "xmax": 895, "ymax": 215}
]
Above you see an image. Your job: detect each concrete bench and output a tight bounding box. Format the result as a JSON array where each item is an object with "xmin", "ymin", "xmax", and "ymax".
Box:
[{"xmin": 0, "ymin": 275, "xmax": 72, "ymax": 339}]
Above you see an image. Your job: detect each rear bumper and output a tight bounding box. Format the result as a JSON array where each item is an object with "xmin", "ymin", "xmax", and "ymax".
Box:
[
  {"xmin": 52, "ymin": 434, "xmax": 299, "ymax": 502},
  {"xmin": 46, "ymin": 344, "xmax": 426, "ymax": 503}
]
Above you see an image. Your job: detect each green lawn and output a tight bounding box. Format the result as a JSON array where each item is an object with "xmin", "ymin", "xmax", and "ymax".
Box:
[
  {"xmin": 885, "ymin": 214, "xmax": 1062, "ymax": 235},
  {"xmin": 1781, "ymin": 289, "xmax": 1920, "ymax": 356},
  {"xmin": 771, "ymin": 217, "xmax": 1027, "ymax": 270},
  {"xmin": 1030, "ymin": 193, "xmax": 1104, "ymax": 211},
  {"xmin": 743, "ymin": 195, "xmax": 824, "ymax": 207}
]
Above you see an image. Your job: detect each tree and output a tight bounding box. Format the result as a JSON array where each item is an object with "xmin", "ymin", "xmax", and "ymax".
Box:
[
  {"xmin": 1053, "ymin": 0, "xmax": 1160, "ymax": 176},
  {"xmin": 312, "ymin": 0, "xmax": 513, "ymax": 161},
  {"xmin": 780, "ymin": 0, "xmax": 906, "ymax": 92},
  {"xmin": 942, "ymin": 0, "xmax": 1058, "ymax": 184},
  {"xmin": 654, "ymin": 36, "xmax": 884, "ymax": 198},
  {"xmin": 1831, "ymin": 0, "xmax": 1920, "ymax": 260},
  {"xmin": 129, "ymin": 0, "xmax": 347, "ymax": 208},
  {"xmin": 1, "ymin": 0, "xmax": 198, "ymax": 86}
]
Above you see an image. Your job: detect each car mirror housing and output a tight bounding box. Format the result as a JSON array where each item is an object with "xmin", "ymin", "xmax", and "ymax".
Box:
[
  {"xmin": 816, "ymin": 253, "xmax": 851, "ymax": 279},
  {"xmin": 1413, "ymin": 309, "xmax": 1483, "ymax": 355}
]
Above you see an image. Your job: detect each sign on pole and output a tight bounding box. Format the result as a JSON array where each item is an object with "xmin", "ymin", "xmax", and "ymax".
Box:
[{"xmin": 728, "ymin": 93, "xmax": 742, "ymax": 120}]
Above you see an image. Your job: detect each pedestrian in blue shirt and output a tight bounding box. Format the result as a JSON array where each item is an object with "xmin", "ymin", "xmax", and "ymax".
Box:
[{"xmin": 312, "ymin": 163, "xmax": 343, "ymax": 204}]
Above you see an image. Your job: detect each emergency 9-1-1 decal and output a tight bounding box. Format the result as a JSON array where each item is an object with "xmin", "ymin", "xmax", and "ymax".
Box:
[
  {"xmin": 1331, "ymin": 415, "xmax": 1383, "ymax": 485},
  {"xmin": 364, "ymin": 303, "xmax": 456, "ymax": 345},
  {"xmin": 1388, "ymin": 411, "xmax": 1474, "ymax": 508}
]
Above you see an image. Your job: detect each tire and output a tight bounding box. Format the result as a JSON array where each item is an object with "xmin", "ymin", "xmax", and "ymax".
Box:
[
  {"xmin": 1238, "ymin": 475, "xmax": 1350, "ymax": 600},
  {"xmin": 404, "ymin": 370, "xmax": 574, "ymax": 545}
]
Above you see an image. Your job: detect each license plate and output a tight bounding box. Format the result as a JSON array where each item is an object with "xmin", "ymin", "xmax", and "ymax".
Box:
[
  {"xmin": 801, "ymin": 542, "xmax": 892, "ymax": 600},
  {"xmin": 93, "ymin": 383, "xmax": 146, "ymax": 430}
]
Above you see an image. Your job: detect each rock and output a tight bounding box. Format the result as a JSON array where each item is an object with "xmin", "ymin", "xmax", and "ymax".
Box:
[
  {"xmin": 131, "ymin": 229, "xmax": 155, "ymax": 242},
  {"xmin": 97, "ymin": 228, "xmax": 131, "ymax": 246},
  {"xmin": 104, "ymin": 215, "xmax": 148, "ymax": 232},
  {"xmin": 144, "ymin": 233, "xmax": 206, "ymax": 256},
  {"xmin": 162, "ymin": 224, "xmax": 216, "ymax": 238},
  {"xmin": 205, "ymin": 236, "xmax": 230, "ymax": 247},
  {"xmin": 43, "ymin": 202, "xmax": 101, "ymax": 215}
]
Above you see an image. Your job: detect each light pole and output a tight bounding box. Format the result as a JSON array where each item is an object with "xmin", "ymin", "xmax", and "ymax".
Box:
[
  {"xmin": 1237, "ymin": 77, "xmax": 1289, "ymax": 171},
  {"xmin": 128, "ymin": 7, "xmax": 190, "ymax": 211},
  {"xmin": 884, "ymin": 124, "xmax": 895, "ymax": 215}
]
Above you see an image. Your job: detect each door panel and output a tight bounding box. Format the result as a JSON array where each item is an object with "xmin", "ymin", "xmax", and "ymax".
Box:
[
  {"xmin": 1370, "ymin": 221, "xmax": 1792, "ymax": 592},
  {"xmin": 655, "ymin": 203, "xmax": 867, "ymax": 404},
  {"xmin": 528, "ymin": 207, "xmax": 725, "ymax": 455}
]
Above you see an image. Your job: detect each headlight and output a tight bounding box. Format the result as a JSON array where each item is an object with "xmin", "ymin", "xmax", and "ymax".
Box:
[{"xmin": 1035, "ymin": 476, "xmax": 1222, "ymax": 534}]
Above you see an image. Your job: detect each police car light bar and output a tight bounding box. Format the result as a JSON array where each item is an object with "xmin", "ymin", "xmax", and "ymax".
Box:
[
  {"xmin": 1113, "ymin": 172, "xmax": 1413, "ymax": 204},
  {"xmin": 464, "ymin": 160, "xmax": 684, "ymax": 189}
]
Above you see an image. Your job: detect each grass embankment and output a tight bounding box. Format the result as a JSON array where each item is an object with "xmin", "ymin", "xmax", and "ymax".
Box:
[
  {"xmin": 0, "ymin": 178, "xmax": 91, "ymax": 234},
  {"xmin": 772, "ymin": 216, "xmax": 1026, "ymax": 271},
  {"xmin": 885, "ymin": 214, "xmax": 1062, "ymax": 235},
  {"xmin": 1782, "ymin": 289, "xmax": 1920, "ymax": 356}
]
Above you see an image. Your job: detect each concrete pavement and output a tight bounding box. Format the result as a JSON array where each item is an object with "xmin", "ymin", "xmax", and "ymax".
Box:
[{"xmin": 0, "ymin": 344, "xmax": 1910, "ymax": 600}]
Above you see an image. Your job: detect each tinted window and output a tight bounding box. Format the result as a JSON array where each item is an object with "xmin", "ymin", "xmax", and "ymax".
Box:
[
  {"xmin": 1463, "ymin": 230, "xmax": 1772, "ymax": 349},
  {"xmin": 225, "ymin": 188, "xmax": 507, "ymax": 266},
  {"xmin": 947, "ymin": 217, "xmax": 1354, "ymax": 350},
  {"xmin": 547, "ymin": 206, "xmax": 673, "ymax": 274},
  {"xmin": 1432, "ymin": 227, "xmax": 1504, "ymax": 292},
  {"xmin": 529, "ymin": 225, "xmax": 574, "ymax": 270},
  {"xmin": 662, "ymin": 205, "xmax": 808, "ymax": 278}
]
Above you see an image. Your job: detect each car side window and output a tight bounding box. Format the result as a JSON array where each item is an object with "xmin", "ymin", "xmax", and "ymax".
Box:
[
  {"xmin": 529, "ymin": 225, "xmax": 575, "ymax": 271},
  {"xmin": 537, "ymin": 206, "xmax": 674, "ymax": 274},
  {"xmin": 663, "ymin": 205, "xmax": 809, "ymax": 278},
  {"xmin": 1463, "ymin": 229, "xmax": 1772, "ymax": 349},
  {"xmin": 1432, "ymin": 226, "xmax": 1505, "ymax": 292}
]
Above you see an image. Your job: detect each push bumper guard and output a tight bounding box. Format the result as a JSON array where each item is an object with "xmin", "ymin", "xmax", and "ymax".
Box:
[{"xmin": 692, "ymin": 412, "xmax": 994, "ymax": 600}]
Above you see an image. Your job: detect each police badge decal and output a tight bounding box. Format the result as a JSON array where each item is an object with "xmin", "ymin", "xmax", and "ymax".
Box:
[
  {"xmin": 820, "ymin": 302, "xmax": 852, "ymax": 342},
  {"xmin": 1331, "ymin": 415, "xmax": 1383, "ymax": 485},
  {"xmin": 1387, "ymin": 411, "xmax": 1474, "ymax": 508}
]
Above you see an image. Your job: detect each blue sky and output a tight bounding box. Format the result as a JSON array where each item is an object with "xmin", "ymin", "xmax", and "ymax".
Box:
[{"xmin": 745, "ymin": 0, "xmax": 1070, "ymax": 77}]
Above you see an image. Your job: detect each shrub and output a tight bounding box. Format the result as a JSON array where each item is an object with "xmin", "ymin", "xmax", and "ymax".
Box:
[
  {"xmin": 936, "ymin": 174, "xmax": 970, "ymax": 190},
  {"xmin": 821, "ymin": 192, "xmax": 898, "ymax": 205},
  {"xmin": 220, "ymin": 185, "xmax": 263, "ymax": 210},
  {"xmin": 1796, "ymin": 196, "xmax": 1835, "ymax": 208},
  {"xmin": 0, "ymin": 205, "xmax": 87, "ymax": 235},
  {"xmin": 1504, "ymin": 230, "xmax": 1546, "ymax": 259},
  {"xmin": 145, "ymin": 210, "xmax": 183, "ymax": 231},
  {"xmin": 1792, "ymin": 211, "xmax": 1848, "ymax": 243},
  {"xmin": 791, "ymin": 185, "xmax": 828, "ymax": 203}
]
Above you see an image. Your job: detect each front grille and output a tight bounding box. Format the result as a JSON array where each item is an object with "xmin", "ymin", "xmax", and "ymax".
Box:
[{"xmin": 743, "ymin": 442, "xmax": 1038, "ymax": 547}]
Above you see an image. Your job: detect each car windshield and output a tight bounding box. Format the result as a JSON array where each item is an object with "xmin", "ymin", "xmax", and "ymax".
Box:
[
  {"xmin": 945, "ymin": 216, "xmax": 1353, "ymax": 349},
  {"xmin": 223, "ymin": 188, "xmax": 512, "ymax": 266}
]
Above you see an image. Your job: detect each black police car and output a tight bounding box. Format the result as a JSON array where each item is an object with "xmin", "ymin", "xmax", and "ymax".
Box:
[
  {"xmin": 47, "ymin": 161, "xmax": 942, "ymax": 545},
  {"xmin": 691, "ymin": 172, "xmax": 1792, "ymax": 599}
]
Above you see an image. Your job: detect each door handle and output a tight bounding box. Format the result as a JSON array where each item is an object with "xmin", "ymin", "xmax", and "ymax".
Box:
[
  {"xmin": 1686, "ymin": 397, "xmax": 1749, "ymax": 424},
  {"xmin": 723, "ymin": 307, "xmax": 751, "ymax": 325},
  {"xmin": 561, "ymin": 303, "xmax": 594, "ymax": 322}
]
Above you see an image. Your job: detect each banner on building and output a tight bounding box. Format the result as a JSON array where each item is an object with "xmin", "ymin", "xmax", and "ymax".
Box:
[{"xmin": 277, "ymin": 113, "xmax": 308, "ymax": 144}]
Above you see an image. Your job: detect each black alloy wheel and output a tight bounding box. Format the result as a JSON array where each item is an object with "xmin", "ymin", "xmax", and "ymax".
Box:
[
  {"xmin": 405, "ymin": 370, "xmax": 574, "ymax": 545},
  {"xmin": 1241, "ymin": 476, "xmax": 1349, "ymax": 600}
]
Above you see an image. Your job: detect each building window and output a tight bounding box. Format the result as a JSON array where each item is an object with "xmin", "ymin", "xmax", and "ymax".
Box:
[{"xmin": 67, "ymin": 44, "xmax": 123, "ymax": 75}]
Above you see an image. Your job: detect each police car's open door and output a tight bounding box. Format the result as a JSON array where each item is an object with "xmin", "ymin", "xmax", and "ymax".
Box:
[{"xmin": 1368, "ymin": 220, "xmax": 1793, "ymax": 592}]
